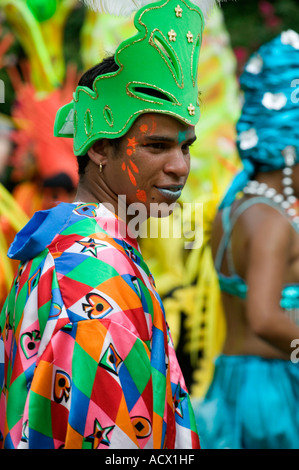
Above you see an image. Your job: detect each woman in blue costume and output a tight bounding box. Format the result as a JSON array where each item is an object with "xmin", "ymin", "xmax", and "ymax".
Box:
[{"xmin": 194, "ymin": 31, "xmax": 299, "ymax": 449}]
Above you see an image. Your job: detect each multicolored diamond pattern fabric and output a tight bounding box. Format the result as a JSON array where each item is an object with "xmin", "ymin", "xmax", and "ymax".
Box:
[{"xmin": 0, "ymin": 202, "xmax": 200, "ymax": 449}]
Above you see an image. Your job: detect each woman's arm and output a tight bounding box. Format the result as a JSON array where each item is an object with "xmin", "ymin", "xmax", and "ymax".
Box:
[{"xmin": 245, "ymin": 207, "xmax": 299, "ymax": 355}]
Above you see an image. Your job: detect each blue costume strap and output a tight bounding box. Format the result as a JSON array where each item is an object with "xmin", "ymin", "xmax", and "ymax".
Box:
[
  {"xmin": 214, "ymin": 205, "xmax": 232, "ymax": 272},
  {"xmin": 219, "ymin": 160, "xmax": 255, "ymax": 210},
  {"xmin": 216, "ymin": 197, "xmax": 267, "ymax": 274},
  {"xmin": 214, "ymin": 202, "xmax": 251, "ymax": 299}
]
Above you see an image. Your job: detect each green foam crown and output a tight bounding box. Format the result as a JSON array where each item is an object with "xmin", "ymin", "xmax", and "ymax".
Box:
[{"xmin": 54, "ymin": 0, "xmax": 204, "ymax": 155}]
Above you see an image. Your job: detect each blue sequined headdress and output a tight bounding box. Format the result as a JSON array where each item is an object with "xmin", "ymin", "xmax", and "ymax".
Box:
[{"xmin": 220, "ymin": 30, "xmax": 299, "ymax": 209}]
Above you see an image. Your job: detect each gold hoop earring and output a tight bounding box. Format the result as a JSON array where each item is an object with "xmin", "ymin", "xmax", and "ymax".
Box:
[{"xmin": 99, "ymin": 162, "xmax": 103, "ymax": 173}]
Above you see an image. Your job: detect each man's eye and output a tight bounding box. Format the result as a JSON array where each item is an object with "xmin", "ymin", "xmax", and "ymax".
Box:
[
  {"xmin": 153, "ymin": 143, "xmax": 166, "ymax": 149},
  {"xmin": 144, "ymin": 143, "xmax": 166, "ymax": 150}
]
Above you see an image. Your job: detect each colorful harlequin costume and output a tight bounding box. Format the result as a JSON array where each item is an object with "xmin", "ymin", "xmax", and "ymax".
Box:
[
  {"xmin": 0, "ymin": 202, "xmax": 199, "ymax": 448},
  {"xmin": 0, "ymin": 0, "xmax": 220, "ymax": 449},
  {"xmin": 193, "ymin": 31, "xmax": 299, "ymax": 449}
]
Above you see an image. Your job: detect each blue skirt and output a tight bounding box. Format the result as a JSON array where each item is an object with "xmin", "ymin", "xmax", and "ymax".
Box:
[{"xmin": 193, "ymin": 355, "xmax": 299, "ymax": 449}]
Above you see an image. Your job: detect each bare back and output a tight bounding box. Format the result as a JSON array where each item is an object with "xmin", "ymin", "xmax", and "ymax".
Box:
[{"xmin": 211, "ymin": 196, "xmax": 299, "ymax": 359}]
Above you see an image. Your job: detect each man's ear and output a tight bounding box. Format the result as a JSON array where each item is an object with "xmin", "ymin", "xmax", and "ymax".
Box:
[{"xmin": 87, "ymin": 139, "xmax": 109, "ymax": 166}]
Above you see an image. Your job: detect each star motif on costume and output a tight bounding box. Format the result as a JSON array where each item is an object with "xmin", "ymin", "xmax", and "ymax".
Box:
[
  {"xmin": 175, "ymin": 5, "xmax": 183, "ymax": 17},
  {"xmin": 76, "ymin": 238, "xmax": 105, "ymax": 257},
  {"xmin": 85, "ymin": 419, "xmax": 114, "ymax": 448},
  {"xmin": 173, "ymin": 383, "xmax": 186, "ymax": 418},
  {"xmin": 168, "ymin": 29, "xmax": 177, "ymax": 42},
  {"xmin": 188, "ymin": 103, "xmax": 195, "ymax": 116},
  {"xmin": 187, "ymin": 31, "xmax": 194, "ymax": 43}
]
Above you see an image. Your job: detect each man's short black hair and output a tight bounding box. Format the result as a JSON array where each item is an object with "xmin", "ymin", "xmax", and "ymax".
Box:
[
  {"xmin": 76, "ymin": 55, "xmax": 121, "ymax": 176},
  {"xmin": 78, "ymin": 55, "xmax": 119, "ymax": 88}
]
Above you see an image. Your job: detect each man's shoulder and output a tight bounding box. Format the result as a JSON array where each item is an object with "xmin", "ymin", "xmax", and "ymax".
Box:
[{"xmin": 8, "ymin": 203, "xmax": 76, "ymax": 262}]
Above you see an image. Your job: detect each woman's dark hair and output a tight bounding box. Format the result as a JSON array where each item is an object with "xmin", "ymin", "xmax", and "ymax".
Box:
[{"xmin": 77, "ymin": 55, "xmax": 121, "ymax": 176}]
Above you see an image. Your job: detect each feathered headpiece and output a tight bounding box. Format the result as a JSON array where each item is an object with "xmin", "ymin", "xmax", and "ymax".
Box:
[
  {"xmin": 54, "ymin": 0, "xmax": 220, "ymax": 156},
  {"xmin": 81, "ymin": 0, "xmax": 218, "ymax": 19}
]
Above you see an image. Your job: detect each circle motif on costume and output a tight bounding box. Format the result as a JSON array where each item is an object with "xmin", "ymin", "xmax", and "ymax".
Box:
[
  {"xmin": 53, "ymin": 370, "xmax": 71, "ymax": 404},
  {"xmin": 131, "ymin": 416, "xmax": 152, "ymax": 439},
  {"xmin": 82, "ymin": 292, "xmax": 113, "ymax": 319}
]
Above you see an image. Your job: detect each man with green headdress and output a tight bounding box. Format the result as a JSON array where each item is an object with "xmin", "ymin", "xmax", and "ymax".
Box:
[{"xmin": 0, "ymin": 0, "xmax": 218, "ymax": 449}]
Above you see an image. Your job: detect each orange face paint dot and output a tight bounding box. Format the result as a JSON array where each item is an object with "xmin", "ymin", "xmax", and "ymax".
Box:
[
  {"xmin": 139, "ymin": 124, "xmax": 148, "ymax": 133},
  {"xmin": 122, "ymin": 162, "xmax": 126, "ymax": 171},
  {"xmin": 127, "ymin": 149, "xmax": 133, "ymax": 156},
  {"xmin": 136, "ymin": 189, "xmax": 147, "ymax": 202}
]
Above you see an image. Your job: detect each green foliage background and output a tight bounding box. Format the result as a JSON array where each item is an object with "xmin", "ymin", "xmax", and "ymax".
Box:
[{"xmin": 221, "ymin": 0, "xmax": 299, "ymax": 74}]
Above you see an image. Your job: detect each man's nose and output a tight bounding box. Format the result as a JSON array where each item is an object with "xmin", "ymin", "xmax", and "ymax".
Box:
[{"xmin": 163, "ymin": 147, "xmax": 190, "ymax": 177}]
